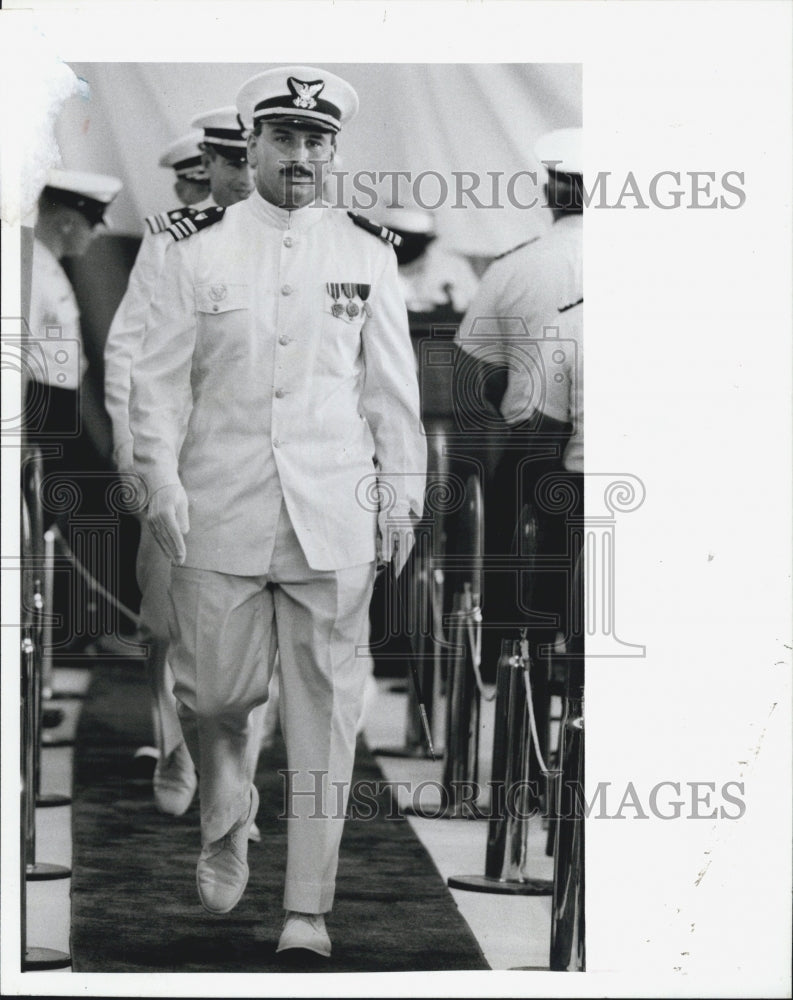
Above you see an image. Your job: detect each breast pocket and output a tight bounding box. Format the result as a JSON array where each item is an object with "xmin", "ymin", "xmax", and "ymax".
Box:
[{"xmin": 194, "ymin": 282, "xmax": 251, "ymax": 368}]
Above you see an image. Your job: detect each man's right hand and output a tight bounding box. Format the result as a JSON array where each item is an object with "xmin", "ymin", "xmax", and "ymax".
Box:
[{"xmin": 147, "ymin": 483, "xmax": 190, "ymax": 565}]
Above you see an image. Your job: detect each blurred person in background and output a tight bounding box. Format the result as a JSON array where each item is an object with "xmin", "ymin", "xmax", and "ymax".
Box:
[
  {"xmin": 25, "ymin": 169, "xmax": 122, "ymax": 653},
  {"xmin": 454, "ymin": 126, "xmax": 583, "ymax": 699},
  {"xmin": 104, "ymin": 112, "xmax": 253, "ymax": 819}
]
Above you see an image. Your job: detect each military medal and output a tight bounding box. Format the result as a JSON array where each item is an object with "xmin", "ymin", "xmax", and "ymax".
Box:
[
  {"xmin": 327, "ymin": 283, "xmax": 345, "ymax": 317},
  {"xmin": 357, "ymin": 283, "xmax": 373, "ymax": 318},
  {"xmin": 342, "ymin": 283, "xmax": 359, "ymax": 317}
]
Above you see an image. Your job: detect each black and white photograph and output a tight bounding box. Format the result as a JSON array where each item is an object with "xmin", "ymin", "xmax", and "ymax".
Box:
[{"xmin": 0, "ymin": 2, "xmax": 790, "ymax": 997}]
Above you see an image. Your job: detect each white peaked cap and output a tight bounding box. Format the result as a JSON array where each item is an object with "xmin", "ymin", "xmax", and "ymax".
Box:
[
  {"xmin": 43, "ymin": 168, "xmax": 123, "ymax": 225},
  {"xmin": 237, "ymin": 65, "xmax": 359, "ymax": 134},
  {"xmin": 534, "ymin": 127, "xmax": 583, "ymax": 177},
  {"xmin": 158, "ymin": 131, "xmax": 209, "ymax": 180}
]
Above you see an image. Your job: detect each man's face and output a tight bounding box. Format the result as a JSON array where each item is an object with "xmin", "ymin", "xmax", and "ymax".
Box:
[
  {"xmin": 174, "ymin": 177, "xmax": 211, "ymax": 207},
  {"xmin": 62, "ymin": 208, "xmax": 96, "ymax": 257},
  {"xmin": 204, "ymin": 149, "xmax": 253, "ymax": 207},
  {"xmin": 248, "ymin": 122, "xmax": 335, "ymax": 209}
]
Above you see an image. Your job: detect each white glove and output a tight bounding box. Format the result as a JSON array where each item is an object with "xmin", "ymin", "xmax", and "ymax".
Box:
[
  {"xmin": 376, "ymin": 503, "xmax": 416, "ymax": 578},
  {"xmin": 147, "ymin": 483, "xmax": 190, "ymax": 565}
]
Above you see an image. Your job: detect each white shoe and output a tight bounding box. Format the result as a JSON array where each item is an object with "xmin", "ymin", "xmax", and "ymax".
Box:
[
  {"xmin": 196, "ymin": 785, "xmax": 259, "ymax": 914},
  {"xmin": 276, "ymin": 911, "xmax": 331, "ymax": 957},
  {"xmin": 153, "ymin": 742, "xmax": 197, "ymax": 816}
]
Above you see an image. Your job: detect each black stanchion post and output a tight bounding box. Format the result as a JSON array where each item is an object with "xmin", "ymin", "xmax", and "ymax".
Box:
[
  {"xmin": 447, "ymin": 636, "xmax": 553, "ymax": 894},
  {"xmin": 20, "ymin": 495, "xmax": 71, "ymax": 970},
  {"xmin": 550, "ymin": 545, "xmax": 585, "ymax": 971},
  {"xmin": 22, "ymin": 449, "xmax": 72, "ymax": 806},
  {"xmin": 400, "ymin": 472, "xmax": 486, "ymax": 819}
]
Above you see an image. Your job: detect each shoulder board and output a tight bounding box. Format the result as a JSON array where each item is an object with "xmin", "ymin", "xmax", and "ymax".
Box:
[
  {"xmin": 558, "ymin": 296, "xmax": 583, "ymax": 313},
  {"xmin": 492, "ymin": 235, "xmax": 541, "ymax": 261},
  {"xmin": 347, "ymin": 211, "xmax": 403, "ymax": 248},
  {"xmin": 166, "ymin": 206, "xmax": 226, "ymax": 242},
  {"xmin": 144, "ymin": 206, "xmax": 197, "ymax": 236}
]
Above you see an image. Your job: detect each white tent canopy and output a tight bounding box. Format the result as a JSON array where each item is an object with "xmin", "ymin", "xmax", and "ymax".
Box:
[{"xmin": 55, "ymin": 62, "xmax": 581, "ymax": 255}]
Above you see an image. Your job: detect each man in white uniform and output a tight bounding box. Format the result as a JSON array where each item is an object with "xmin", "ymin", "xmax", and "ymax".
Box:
[
  {"xmin": 25, "ymin": 171, "xmax": 121, "ymax": 658},
  {"xmin": 379, "ymin": 204, "xmax": 479, "ymax": 315},
  {"xmin": 27, "ymin": 170, "xmax": 122, "ymax": 478},
  {"xmin": 129, "ymin": 66, "xmax": 426, "ymax": 957},
  {"xmin": 159, "ymin": 132, "xmax": 212, "ymax": 209},
  {"xmin": 105, "ymin": 113, "xmax": 252, "ymax": 817},
  {"xmin": 454, "ymin": 127, "xmax": 583, "ymax": 689}
]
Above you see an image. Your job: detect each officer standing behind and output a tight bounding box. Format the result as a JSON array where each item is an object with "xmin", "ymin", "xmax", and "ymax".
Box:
[
  {"xmin": 129, "ymin": 66, "xmax": 426, "ymax": 958},
  {"xmin": 104, "ymin": 113, "xmax": 252, "ymax": 818},
  {"xmin": 454, "ymin": 127, "xmax": 583, "ymax": 676},
  {"xmin": 28, "ymin": 170, "xmax": 122, "ymax": 497},
  {"xmin": 25, "ymin": 171, "xmax": 122, "ymax": 654}
]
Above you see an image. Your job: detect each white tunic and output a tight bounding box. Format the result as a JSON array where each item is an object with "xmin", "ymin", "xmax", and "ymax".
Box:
[
  {"xmin": 455, "ymin": 213, "xmax": 582, "ymax": 427},
  {"xmin": 104, "ymin": 196, "xmax": 215, "ymax": 473},
  {"xmin": 130, "ymin": 192, "xmax": 426, "ymax": 574},
  {"xmin": 28, "ymin": 238, "xmax": 87, "ymax": 390}
]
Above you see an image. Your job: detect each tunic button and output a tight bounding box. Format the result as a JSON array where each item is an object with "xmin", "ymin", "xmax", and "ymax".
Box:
[
  {"xmin": 279, "ymin": 335, "xmax": 289, "ymax": 346},
  {"xmin": 212, "ymin": 305, "xmax": 219, "ymax": 312},
  {"xmin": 281, "ymin": 284, "xmax": 292, "ymax": 295},
  {"xmin": 283, "ymin": 236, "xmax": 293, "ymax": 248},
  {"xmin": 273, "ymin": 439, "xmax": 280, "ymax": 448},
  {"xmin": 275, "ymin": 388, "xmax": 285, "ymax": 399}
]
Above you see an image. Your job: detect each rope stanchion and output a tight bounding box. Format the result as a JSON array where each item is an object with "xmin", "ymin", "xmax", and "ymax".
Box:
[
  {"xmin": 447, "ymin": 500, "xmax": 555, "ymax": 894},
  {"xmin": 400, "ymin": 472, "xmax": 486, "ymax": 818},
  {"xmin": 34, "ymin": 529, "xmax": 72, "ymax": 807},
  {"xmin": 447, "ymin": 636, "xmax": 554, "ymax": 894},
  {"xmin": 372, "ymin": 529, "xmax": 445, "ymax": 760},
  {"xmin": 20, "ymin": 494, "xmax": 72, "ymax": 971},
  {"xmin": 550, "ymin": 546, "xmax": 585, "ymax": 972},
  {"xmin": 40, "ymin": 528, "xmax": 55, "ymax": 701},
  {"xmin": 373, "ymin": 426, "xmax": 452, "ymax": 761},
  {"xmin": 20, "ymin": 450, "xmax": 72, "ymax": 806},
  {"xmin": 398, "ymin": 587, "xmax": 485, "ymax": 820}
]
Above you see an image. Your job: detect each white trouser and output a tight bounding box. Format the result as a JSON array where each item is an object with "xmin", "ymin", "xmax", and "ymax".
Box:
[
  {"xmin": 167, "ymin": 501, "xmax": 375, "ymax": 913},
  {"xmin": 136, "ymin": 522, "xmax": 183, "ymax": 758}
]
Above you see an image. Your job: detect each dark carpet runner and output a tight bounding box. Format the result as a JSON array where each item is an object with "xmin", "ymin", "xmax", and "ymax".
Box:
[{"xmin": 69, "ymin": 661, "xmax": 488, "ymax": 972}]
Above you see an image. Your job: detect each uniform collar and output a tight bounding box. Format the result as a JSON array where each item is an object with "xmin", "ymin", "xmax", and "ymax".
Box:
[
  {"xmin": 192, "ymin": 194, "xmax": 217, "ymax": 213},
  {"xmin": 246, "ymin": 188, "xmax": 327, "ymax": 232}
]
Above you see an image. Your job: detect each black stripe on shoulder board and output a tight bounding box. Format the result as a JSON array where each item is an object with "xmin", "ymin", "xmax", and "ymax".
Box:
[
  {"xmin": 493, "ymin": 235, "xmax": 541, "ymax": 261},
  {"xmin": 347, "ymin": 211, "xmax": 403, "ymax": 248},
  {"xmin": 145, "ymin": 206, "xmax": 197, "ymax": 235},
  {"xmin": 166, "ymin": 206, "xmax": 226, "ymax": 242},
  {"xmin": 558, "ymin": 296, "xmax": 583, "ymax": 313}
]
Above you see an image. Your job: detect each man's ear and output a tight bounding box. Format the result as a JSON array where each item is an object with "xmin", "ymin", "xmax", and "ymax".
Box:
[{"xmin": 246, "ymin": 131, "xmax": 258, "ymax": 167}]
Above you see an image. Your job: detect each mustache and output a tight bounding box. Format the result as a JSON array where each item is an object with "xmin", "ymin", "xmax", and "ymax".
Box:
[{"xmin": 279, "ymin": 164, "xmax": 317, "ymax": 180}]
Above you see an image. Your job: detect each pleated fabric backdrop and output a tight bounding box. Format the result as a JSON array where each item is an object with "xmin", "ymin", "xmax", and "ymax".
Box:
[{"xmin": 55, "ymin": 62, "xmax": 581, "ymax": 255}]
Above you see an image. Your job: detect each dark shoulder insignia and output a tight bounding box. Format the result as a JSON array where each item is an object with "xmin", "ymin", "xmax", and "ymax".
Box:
[
  {"xmin": 166, "ymin": 206, "xmax": 226, "ymax": 242},
  {"xmin": 347, "ymin": 211, "xmax": 403, "ymax": 248},
  {"xmin": 493, "ymin": 235, "xmax": 541, "ymax": 261},
  {"xmin": 558, "ymin": 296, "xmax": 583, "ymax": 313},
  {"xmin": 145, "ymin": 206, "xmax": 197, "ymax": 236}
]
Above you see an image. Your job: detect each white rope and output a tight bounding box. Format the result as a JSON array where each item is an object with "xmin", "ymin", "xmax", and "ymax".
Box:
[
  {"xmin": 464, "ymin": 606, "xmax": 496, "ymax": 702},
  {"xmin": 50, "ymin": 524, "xmax": 142, "ymax": 627},
  {"xmin": 521, "ymin": 639, "xmax": 556, "ymax": 777}
]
